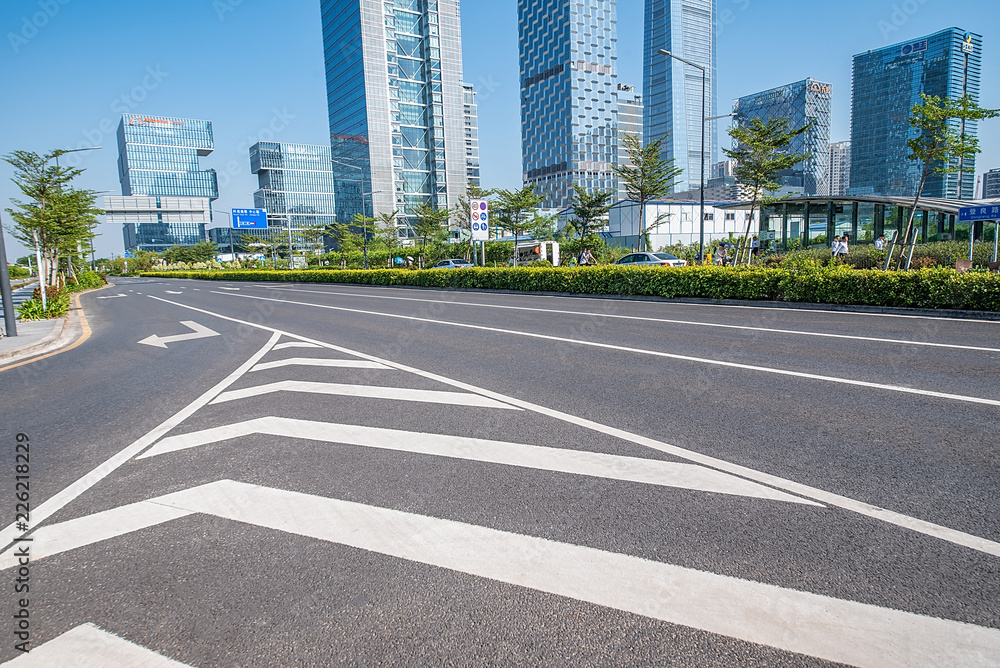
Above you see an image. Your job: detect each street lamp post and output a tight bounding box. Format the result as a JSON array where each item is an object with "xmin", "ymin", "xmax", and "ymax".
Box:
[{"xmin": 658, "ymin": 49, "xmax": 707, "ymax": 263}]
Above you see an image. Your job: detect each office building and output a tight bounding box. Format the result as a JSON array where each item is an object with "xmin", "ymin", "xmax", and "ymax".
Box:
[
  {"xmin": 829, "ymin": 141, "xmax": 851, "ymax": 196},
  {"xmin": 616, "ymin": 82, "xmax": 642, "ymax": 202},
  {"xmin": 463, "ymin": 83, "xmax": 480, "ymax": 189},
  {"xmin": 322, "ymin": 0, "xmax": 467, "ymax": 239},
  {"xmin": 520, "ymin": 0, "xmax": 618, "ymax": 209},
  {"xmin": 850, "ymin": 28, "xmax": 982, "ymax": 199},
  {"xmin": 982, "ymin": 168, "xmax": 1000, "ymax": 199},
  {"xmin": 110, "ymin": 196, "xmax": 211, "ymax": 253},
  {"xmin": 116, "ymin": 113, "xmax": 218, "ymax": 251},
  {"xmin": 643, "ymin": 0, "xmax": 718, "ymax": 194},
  {"xmin": 733, "ymin": 78, "xmax": 832, "ymax": 196}
]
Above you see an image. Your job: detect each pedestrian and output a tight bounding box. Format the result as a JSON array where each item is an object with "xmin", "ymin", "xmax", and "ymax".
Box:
[
  {"xmin": 751, "ymin": 236, "xmax": 760, "ymax": 257},
  {"xmin": 578, "ymin": 249, "xmax": 589, "ymax": 266},
  {"xmin": 841, "ymin": 234, "xmax": 850, "ymax": 256},
  {"xmin": 582, "ymin": 248, "xmax": 596, "ymax": 266},
  {"xmin": 832, "ymin": 235, "xmax": 842, "ymax": 256},
  {"xmin": 875, "ymin": 234, "xmax": 886, "ymax": 250}
]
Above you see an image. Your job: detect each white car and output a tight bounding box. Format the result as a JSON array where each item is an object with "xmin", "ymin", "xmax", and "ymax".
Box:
[
  {"xmin": 431, "ymin": 258, "xmax": 474, "ymax": 269},
  {"xmin": 615, "ymin": 252, "xmax": 687, "ymax": 267}
]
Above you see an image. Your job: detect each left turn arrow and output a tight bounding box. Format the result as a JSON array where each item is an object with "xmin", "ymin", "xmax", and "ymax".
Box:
[{"xmin": 138, "ymin": 321, "xmax": 220, "ymax": 348}]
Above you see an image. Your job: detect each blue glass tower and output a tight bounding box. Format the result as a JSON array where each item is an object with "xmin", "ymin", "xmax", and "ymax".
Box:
[
  {"xmin": 322, "ymin": 0, "xmax": 468, "ymax": 238},
  {"xmin": 643, "ymin": 0, "xmax": 718, "ymax": 194},
  {"xmin": 117, "ymin": 114, "xmax": 218, "ymax": 200},
  {"xmin": 519, "ymin": 0, "xmax": 618, "ymax": 209},
  {"xmin": 734, "ymin": 79, "xmax": 832, "ymax": 196},
  {"xmin": 850, "ymin": 28, "xmax": 982, "ymax": 199}
]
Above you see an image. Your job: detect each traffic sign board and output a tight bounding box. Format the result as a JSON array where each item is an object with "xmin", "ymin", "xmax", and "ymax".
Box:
[
  {"xmin": 470, "ymin": 200, "xmax": 489, "ymax": 241},
  {"xmin": 232, "ymin": 208, "xmax": 268, "ymax": 229},
  {"xmin": 959, "ymin": 205, "xmax": 1000, "ymax": 223}
]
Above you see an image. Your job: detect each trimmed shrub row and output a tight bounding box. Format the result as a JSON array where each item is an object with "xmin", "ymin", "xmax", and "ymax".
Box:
[{"xmin": 141, "ymin": 265, "xmax": 1000, "ymax": 312}]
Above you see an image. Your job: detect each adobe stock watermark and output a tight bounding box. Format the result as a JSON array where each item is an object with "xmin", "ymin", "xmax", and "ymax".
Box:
[
  {"xmin": 877, "ymin": 0, "xmax": 932, "ymax": 41},
  {"xmin": 62, "ymin": 66, "xmax": 170, "ymax": 168},
  {"xmin": 7, "ymin": 0, "xmax": 71, "ymax": 54},
  {"xmin": 716, "ymin": 0, "xmax": 751, "ymax": 37},
  {"xmin": 213, "ymin": 0, "xmax": 243, "ymax": 21},
  {"xmin": 215, "ymin": 108, "xmax": 296, "ymax": 193}
]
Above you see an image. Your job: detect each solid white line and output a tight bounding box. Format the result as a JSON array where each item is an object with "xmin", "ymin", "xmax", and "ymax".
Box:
[
  {"xmin": 261, "ymin": 286, "xmax": 1000, "ymax": 353},
  {"xmin": 0, "ymin": 501, "xmax": 193, "ymax": 570},
  {"xmin": 250, "ymin": 358, "xmax": 392, "ymax": 372},
  {"xmin": 210, "ymin": 380, "xmax": 521, "ymax": 409},
  {"xmin": 272, "ymin": 341, "xmax": 322, "ymax": 350},
  {"xmin": 213, "ymin": 291, "xmax": 1000, "ymax": 408},
  {"xmin": 155, "ymin": 481, "xmax": 1000, "ymax": 667},
  {"xmin": 147, "ymin": 297, "xmax": 1000, "ymax": 557},
  {"xmin": 1, "ymin": 623, "xmax": 193, "ymax": 667},
  {"xmin": 0, "ymin": 330, "xmax": 282, "ymax": 551},
  {"xmin": 136, "ymin": 417, "xmax": 818, "ymax": 505}
]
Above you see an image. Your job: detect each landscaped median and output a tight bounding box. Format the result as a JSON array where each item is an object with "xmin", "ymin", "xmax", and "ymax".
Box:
[{"xmin": 140, "ymin": 264, "xmax": 1000, "ymax": 312}]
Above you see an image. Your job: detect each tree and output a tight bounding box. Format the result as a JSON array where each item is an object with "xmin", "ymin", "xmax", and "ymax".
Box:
[
  {"xmin": 612, "ymin": 134, "xmax": 682, "ymax": 251},
  {"xmin": 894, "ymin": 94, "xmax": 1000, "ymax": 269},
  {"xmin": 4, "ymin": 150, "xmax": 102, "ymax": 288},
  {"xmin": 325, "ymin": 221, "xmax": 361, "ymax": 267},
  {"xmin": 375, "ymin": 210, "xmax": 402, "ymax": 265},
  {"xmin": 493, "ymin": 185, "xmax": 544, "ymax": 266},
  {"xmin": 723, "ymin": 117, "xmax": 812, "ymax": 264},
  {"xmin": 452, "ymin": 184, "xmax": 494, "ymax": 257},
  {"xmin": 569, "ymin": 184, "xmax": 613, "ymax": 257},
  {"xmin": 412, "ymin": 202, "xmax": 451, "ymax": 266},
  {"xmin": 162, "ymin": 240, "xmax": 219, "ymax": 264}
]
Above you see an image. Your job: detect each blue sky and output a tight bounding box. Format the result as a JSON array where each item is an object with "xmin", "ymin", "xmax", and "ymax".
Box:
[{"xmin": 2, "ymin": 0, "xmax": 998, "ymax": 260}]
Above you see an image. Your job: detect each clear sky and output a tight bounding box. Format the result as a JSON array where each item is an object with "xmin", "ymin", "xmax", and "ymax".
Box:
[{"xmin": 2, "ymin": 0, "xmax": 998, "ymax": 260}]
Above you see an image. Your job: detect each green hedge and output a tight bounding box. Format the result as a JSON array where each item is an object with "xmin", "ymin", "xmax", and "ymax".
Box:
[{"xmin": 140, "ymin": 265, "xmax": 1000, "ymax": 312}]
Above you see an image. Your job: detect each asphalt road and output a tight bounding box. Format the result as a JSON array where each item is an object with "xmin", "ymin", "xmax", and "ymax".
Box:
[{"xmin": 1, "ymin": 276, "xmax": 998, "ymax": 667}]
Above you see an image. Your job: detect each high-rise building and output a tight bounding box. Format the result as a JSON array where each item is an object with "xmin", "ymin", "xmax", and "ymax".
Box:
[
  {"xmin": 850, "ymin": 28, "xmax": 982, "ymax": 199},
  {"xmin": 116, "ymin": 113, "xmax": 219, "ymax": 251},
  {"xmin": 322, "ymin": 0, "xmax": 467, "ymax": 239},
  {"xmin": 829, "ymin": 141, "xmax": 852, "ymax": 196},
  {"xmin": 462, "ymin": 83, "xmax": 480, "ymax": 189},
  {"xmin": 982, "ymin": 168, "xmax": 1000, "ymax": 199},
  {"xmin": 643, "ymin": 0, "xmax": 718, "ymax": 194},
  {"xmin": 733, "ymin": 79, "xmax": 832, "ymax": 196},
  {"xmin": 520, "ymin": 0, "xmax": 618, "ymax": 209},
  {"xmin": 616, "ymin": 82, "xmax": 642, "ymax": 202}
]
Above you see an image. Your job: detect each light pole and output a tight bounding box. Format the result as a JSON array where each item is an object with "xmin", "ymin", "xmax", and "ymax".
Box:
[
  {"xmin": 658, "ymin": 49, "xmax": 707, "ymax": 263},
  {"xmin": 330, "ymin": 157, "xmax": 374, "ymax": 269}
]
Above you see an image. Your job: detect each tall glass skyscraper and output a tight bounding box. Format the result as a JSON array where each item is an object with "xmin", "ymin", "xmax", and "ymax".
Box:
[
  {"xmin": 616, "ymin": 82, "xmax": 643, "ymax": 202},
  {"xmin": 850, "ymin": 28, "xmax": 982, "ymax": 199},
  {"xmin": 322, "ymin": 0, "xmax": 467, "ymax": 238},
  {"xmin": 519, "ymin": 0, "xmax": 618, "ymax": 210},
  {"xmin": 116, "ymin": 113, "xmax": 218, "ymax": 251},
  {"xmin": 734, "ymin": 79, "xmax": 832, "ymax": 196},
  {"xmin": 643, "ymin": 0, "xmax": 717, "ymax": 194},
  {"xmin": 117, "ymin": 114, "xmax": 219, "ymax": 200},
  {"xmin": 462, "ymin": 83, "xmax": 480, "ymax": 189}
]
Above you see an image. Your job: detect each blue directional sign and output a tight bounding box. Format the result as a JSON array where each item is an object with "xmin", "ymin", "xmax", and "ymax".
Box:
[
  {"xmin": 231, "ymin": 208, "xmax": 268, "ymax": 229},
  {"xmin": 959, "ymin": 205, "xmax": 1000, "ymax": 223}
]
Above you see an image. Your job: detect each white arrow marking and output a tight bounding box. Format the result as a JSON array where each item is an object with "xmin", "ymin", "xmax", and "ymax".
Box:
[
  {"xmin": 97, "ymin": 293, "xmax": 128, "ymax": 299},
  {"xmin": 250, "ymin": 358, "xmax": 393, "ymax": 372},
  {"xmin": 1, "ymin": 622, "xmax": 194, "ymax": 667},
  {"xmin": 4, "ymin": 480, "xmax": 998, "ymax": 667},
  {"xmin": 210, "ymin": 381, "xmax": 519, "ymax": 409},
  {"xmin": 138, "ymin": 321, "xmax": 220, "ymax": 348},
  {"xmin": 138, "ymin": 417, "xmax": 816, "ymax": 504}
]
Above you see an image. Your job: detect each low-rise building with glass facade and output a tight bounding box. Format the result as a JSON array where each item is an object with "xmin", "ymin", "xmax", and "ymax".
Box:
[
  {"xmin": 733, "ymin": 79, "xmax": 832, "ymax": 196},
  {"xmin": 520, "ymin": 0, "xmax": 618, "ymax": 209},
  {"xmin": 109, "ymin": 196, "xmax": 211, "ymax": 253},
  {"xmin": 850, "ymin": 28, "xmax": 982, "ymax": 199}
]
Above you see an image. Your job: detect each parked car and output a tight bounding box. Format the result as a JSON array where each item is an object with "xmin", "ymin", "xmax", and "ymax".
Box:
[
  {"xmin": 431, "ymin": 258, "xmax": 474, "ymax": 269},
  {"xmin": 615, "ymin": 252, "xmax": 687, "ymax": 267}
]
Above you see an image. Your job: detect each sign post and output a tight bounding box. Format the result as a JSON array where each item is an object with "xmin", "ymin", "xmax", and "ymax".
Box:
[
  {"xmin": 470, "ymin": 200, "xmax": 489, "ymax": 266},
  {"xmin": 959, "ymin": 205, "xmax": 1000, "ymax": 262}
]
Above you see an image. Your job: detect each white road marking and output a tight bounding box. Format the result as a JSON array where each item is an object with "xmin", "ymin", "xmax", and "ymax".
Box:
[
  {"xmin": 0, "ymin": 622, "xmax": 193, "ymax": 667},
  {"xmin": 0, "ymin": 332, "xmax": 281, "ymax": 551},
  {"xmin": 138, "ymin": 320, "xmax": 220, "ymax": 348},
  {"xmin": 8, "ymin": 481, "xmax": 998, "ymax": 667},
  {"xmin": 210, "ymin": 380, "xmax": 521, "ymax": 409},
  {"xmin": 213, "ymin": 291, "xmax": 1000, "ymax": 408},
  {"xmin": 137, "ymin": 417, "xmax": 817, "ymax": 504},
  {"xmin": 97, "ymin": 293, "xmax": 128, "ymax": 299},
  {"xmin": 273, "ymin": 341, "xmax": 322, "ymax": 350},
  {"xmin": 262, "ymin": 286, "xmax": 1000, "ymax": 352},
  {"xmin": 147, "ymin": 296, "xmax": 1000, "ymax": 557},
  {"xmin": 218, "ymin": 286, "xmax": 240, "ymax": 290},
  {"xmin": 250, "ymin": 358, "xmax": 392, "ymax": 372},
  {"xmin": 165, "ymin": 290, "xmax": 184, "ymax": 294}
]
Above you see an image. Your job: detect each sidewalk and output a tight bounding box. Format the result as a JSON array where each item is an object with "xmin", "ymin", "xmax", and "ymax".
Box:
[{"xmin": 0, "ymin": 287, "xmax": 96, "ymax": 369}]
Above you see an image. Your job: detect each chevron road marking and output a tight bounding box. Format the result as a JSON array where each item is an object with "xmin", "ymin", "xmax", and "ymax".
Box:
[
  {"xmin": 4, "ymin": 480, "xmax": 999, "ymax": 668},
  {"xmin": 1, "ymin": 623, "xmax": 193, "ymax": 667},
  {"xmin": 250, "ymin": 357, "xmax": 392, "ymax": 372},
  {"xmin": 210, "ymin": 380, "xmax": 521, "ymax": 409},
  {"xmin": 146, "ymin": 296, "xmax": 1000, "ymax": 558},
  {"xmin": 136, "ymin": 416, "xmax": 817, "ymax": 505},
  {"xmin": 272, "ymin": 341, "xmax": 322, "ymax": 350}
]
